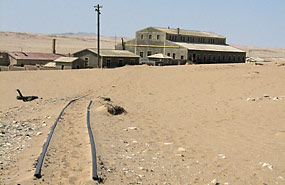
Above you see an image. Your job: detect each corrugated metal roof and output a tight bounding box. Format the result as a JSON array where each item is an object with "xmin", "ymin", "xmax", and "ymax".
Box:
[
  {"xmin": 175, "ymin": 42, "xmax": 245, "ymax": 53},
  {"xmin": 148, "ymin": 53, "xmax": 172, "ymax": 59},
  {"xmin": 153, "ymin": 27, "xmax": 226, "ymax": 39},
  {"xmin": 54, "ymin": 57, "xmax": 79, "ymax": 63},
  {"xmin": 86, "ymin": 49, "xmax": 140, "ymax": 58},
  {"xmin": 8, "ymin": 52, "xmax": 65, "ymax": 60}
]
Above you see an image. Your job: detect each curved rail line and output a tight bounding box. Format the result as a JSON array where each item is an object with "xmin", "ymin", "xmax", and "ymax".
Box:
[
  {"xmin": 87, "ymin": 100, "xmax": 99, "ymax": 180},
  {"xmin": 34, "ymin": 96, "xmax": 84, "ymax": 178}
]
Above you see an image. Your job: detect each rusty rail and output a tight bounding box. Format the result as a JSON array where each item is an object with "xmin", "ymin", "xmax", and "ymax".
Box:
[
  {"xmin": 87, "ymin": 100, "xmax": 99, "ymax": 180},
  {"xmin": 34, "ymin": 96, "xmax": 85, "ymax": 178}
]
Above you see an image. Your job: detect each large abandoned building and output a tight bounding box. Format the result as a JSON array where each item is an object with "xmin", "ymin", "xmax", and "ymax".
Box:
[{"xmin": 116, "ymin": 27, "xmax": 246, "ymax": 64}]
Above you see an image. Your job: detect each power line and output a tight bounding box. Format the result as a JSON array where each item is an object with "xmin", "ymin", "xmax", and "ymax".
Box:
[{"xmin": 94, "ymin": 4, "xmax": 103, "ymax": 68}]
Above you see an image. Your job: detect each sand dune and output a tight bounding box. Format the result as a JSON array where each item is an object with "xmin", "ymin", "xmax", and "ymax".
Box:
[{"xmin": 0, "ymin": 61, "xmax": 285, "ymax": 184}]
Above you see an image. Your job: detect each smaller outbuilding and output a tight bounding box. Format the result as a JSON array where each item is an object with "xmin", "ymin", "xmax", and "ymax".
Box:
[
  {"xmin": 7, "ymin": 52, "xmax": 65, "ymax": 66},
  {"xmin": 74, "ymin": 49, "xmax": 140, "ymax": 68},
  {"xmin": 54, "ymin": 57, "xmax": 85, "ymax": 70},
  {"xmin": 147, "ymin": 53, "xmax": 173, "ymax": 66}
]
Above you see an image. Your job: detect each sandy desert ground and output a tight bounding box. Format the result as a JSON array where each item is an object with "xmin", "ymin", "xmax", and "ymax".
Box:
[{"xmin": 0, "ymin": 61, "xmax": 285, "ymax": 184}]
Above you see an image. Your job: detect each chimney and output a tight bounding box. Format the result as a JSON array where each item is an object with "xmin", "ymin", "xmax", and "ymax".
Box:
[
  {"xmin": 177, "ymin": 28, "xmax": 180, "ymax": 34},
  {"xmin": 121, "ymin": 38, "xmax": 125, "ymax": 50},
  {"xmin": 52, "ymin": 39, "xmax": 56, "ymax": 54}
]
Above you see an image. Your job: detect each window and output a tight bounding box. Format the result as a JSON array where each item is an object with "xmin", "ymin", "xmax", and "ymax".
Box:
[
  {"xmin": 141, "ymin": 34, "xmax": 144, "ymax": 40},
  {"xmin": 139, "ymin": 52, "xmax": 144, "ymax": 58},
  {"xmin": 167, "ymin": 53, "xmax": 170, "ymax": 57},
  {"xmin": 229, "ymin": 56, "xmax": 232, "ymax": 61},
  {"xmin": 84, "ymin": 57, "xmax": 89, "ymax": 66},
  {"xmin": 130, "ymin": 59, "xmax": 135, "ymax": 65},
  {"xmin": 118, "ymin": 59, "xmax": 123, "ymax": 66},
  {"xmin": 147, "ymin": 51, "xmax": 152, "ymax": 56},
  {"xmin": 181, "ymin": 55, "xmax": 184, "ymax": 60},
  {"xmin": 107, "ymin": 59, "xmax": 111, "ymax": 67},
  {"xmin": 157, "ymin": 35, "xmax": 160, "ymax": 40},
  {"xmin": 149, "ymin": 35, "xmax": 152, "ymax": 40},
  {"xmin": 172, "ymin": 53, "xmax": 176, "ymax": 59}
]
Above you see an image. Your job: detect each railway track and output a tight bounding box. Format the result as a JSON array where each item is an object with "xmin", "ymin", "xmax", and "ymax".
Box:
[{"xmin": 34, "ymin": 97, "xmax": 99, "ymax": 182}]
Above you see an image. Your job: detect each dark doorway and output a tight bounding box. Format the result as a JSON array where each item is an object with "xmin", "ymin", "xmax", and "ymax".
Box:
[
  {"xmin": 61, "ymin": 65, "xmax": 64, "ymax": 70},
  {"xmin": 192, "ymin": 53, "xmax": 196, "ymax": 62}
]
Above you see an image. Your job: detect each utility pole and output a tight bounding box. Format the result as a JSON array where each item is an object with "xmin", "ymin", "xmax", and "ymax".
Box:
[{"xmin": 95, "ymin": 4, "xmax": 103, "ymax": 68}]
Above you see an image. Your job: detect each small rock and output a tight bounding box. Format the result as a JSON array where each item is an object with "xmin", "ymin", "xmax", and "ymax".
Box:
[
  {"xmin": 137, "ymin": 174, "xmax": 144, "ymax": 178},
  {"xmin": 42, "ymin": 120, "xmax": 46, "ymax": 123},
  {"xmin": 263, "ymin": 94, "xmax": 270, "ymax": 98},
  {"xmin": 12, "ymin": 120, "xmax": 17, "ymax": 124},
  {"xmin": 260, "ymin": 162, "xmax": 273, "ymax": 170},
  {"xmin": 273, "ymin": 97, "xmax": 279, "ymax": 101},
  {"xmin": 177, "ymin": 147, "xmax": 186, "ymax": 152},
  {"xmin": 218, "ymin": 154, "xmax": 226, "ymax": 159},
  {"xmin": 247, "ymin": 98, "xmax": 255, "ymax": 101},
  {"xmin": 127, "ymin": 127, "xmax": 138, "ymax": 131},
  {"xmin": 42, "ymin": 124, "xmax": 47, "ymax": 127},
  {"xmin": 36, "ymin": 132, "xmax": 42, "ymax": 136},
  {"xmin": 211, "ymin": 179, "xmax": 217, "ymax": 184},
  {"xmin": 132, "ymin": 141, "xmax": 138, "ymax": 143},
  {"xmin": 164, "ymin": 142, "xmax": 172, "ymax": 145},
  {"xmin": 278, "ymin": 176, "xmax": 284, "ymax": 181}
]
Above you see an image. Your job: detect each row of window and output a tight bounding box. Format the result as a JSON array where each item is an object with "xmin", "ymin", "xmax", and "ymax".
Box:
[
  {"xmin": 167, "ymin": 34, "xmax": 225, "ymax": 44},
  {"xmin": 189, "ymin": 54, "xmax": 245, "ymax": 62},
  {"xmin": 140, "ymin": 34, "xmax": 160, "ymax": 40},
  {"xmin": 139, "ymin": 33, "xmax": 225, "ymax": 45}
]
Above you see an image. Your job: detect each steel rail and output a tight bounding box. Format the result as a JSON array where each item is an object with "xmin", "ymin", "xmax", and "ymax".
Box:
[
  {"xmin": 87, "ymin": 100, "xmax": 99, "ymax": 180},
  {"xmin": 34, "ymin": 96, "xmax": 84, "ymax": 178}
]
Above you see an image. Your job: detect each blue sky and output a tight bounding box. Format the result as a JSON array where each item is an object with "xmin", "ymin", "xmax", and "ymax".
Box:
[{"xmin": 0, "ymin": 0, "xmax": 284, "ymax": 48}]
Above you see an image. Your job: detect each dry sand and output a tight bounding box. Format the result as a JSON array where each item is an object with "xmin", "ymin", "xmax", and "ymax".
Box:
[{"xmin": 0, "ymin": 61, "xmax": 285, "ymax": 184}]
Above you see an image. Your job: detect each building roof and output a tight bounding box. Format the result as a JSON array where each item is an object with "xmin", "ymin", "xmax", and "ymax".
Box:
[
  {"xmin": 8, "ymin": 52, "xmax": 65, "ymax": 60},
  {"xmin": 54, "ymin": 57, "xmax": 79, "ymax": 63},
  {"xmin": 150, "ymin": 27, "xmax": 226, "ymax": 39},
  {"xmin": 76, "ymin": 49, "xmax": 140, "ymax": 58},
  {"xmin": 148, "ymin": 53, "xmax": 172, "ymax": 59},
  {"xmin": 175, "ymin": 42, "xmax": 245, "ymax": 53}
]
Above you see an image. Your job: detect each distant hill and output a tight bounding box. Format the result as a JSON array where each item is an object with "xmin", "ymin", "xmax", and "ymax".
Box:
[{"xmin": 55, "ymin": 32, "xmax": 97, "ymax": 36}]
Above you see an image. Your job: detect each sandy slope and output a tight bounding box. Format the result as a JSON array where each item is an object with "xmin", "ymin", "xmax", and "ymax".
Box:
[
  {"xmin": 0, "ymin": 62, "xmax": 285, "ymax": 184},
  {"xmin": 0, "ymin": 31, "xmax": 119, "ymax": 54}
]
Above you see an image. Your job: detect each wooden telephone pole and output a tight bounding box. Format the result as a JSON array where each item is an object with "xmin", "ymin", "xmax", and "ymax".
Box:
[{"xmin": 95, "ymin": 4, "xmax": 103, "ymax": 68}]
